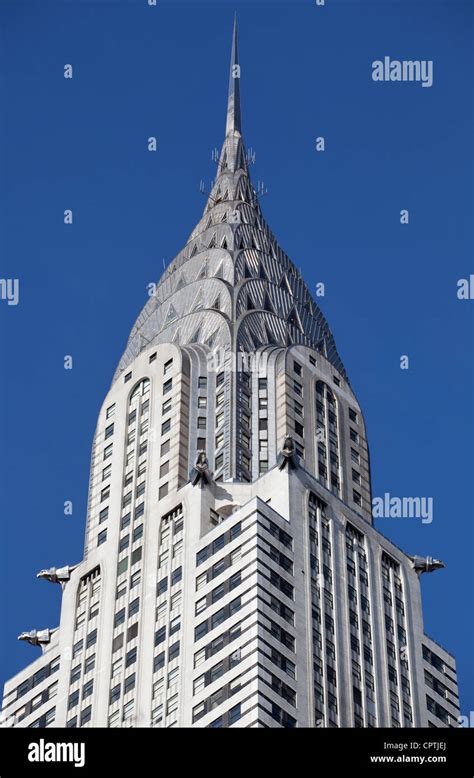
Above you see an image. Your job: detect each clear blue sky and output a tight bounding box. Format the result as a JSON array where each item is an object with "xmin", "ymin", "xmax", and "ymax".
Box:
[{"xmin": 0, "ymin": 0, "xmax": 473, "ymax": 716}]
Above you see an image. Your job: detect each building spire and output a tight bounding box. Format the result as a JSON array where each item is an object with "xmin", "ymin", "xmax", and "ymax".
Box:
[{"xmin": 226, "ymin": 14, "xmax": 241, "ymax": 136}]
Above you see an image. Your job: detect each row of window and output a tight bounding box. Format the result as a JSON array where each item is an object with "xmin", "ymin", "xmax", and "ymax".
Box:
[
  {"xmin": 195, "ymin": 597, "xmax": 242, "ymax": 642},
  {"xmin": 196, "ymin": 522, "xmax": 242, "ymax": 567},
  {"xmin": 14, "ymin": 656, "xmax": 60, "ymax": 701},
  {"xmin": 195, "ymin": 571, "xmax": 241, "ymax": 614},
  {"xmin": 193, "ymin": 676, "xmax": 244, "ymax": 723}
]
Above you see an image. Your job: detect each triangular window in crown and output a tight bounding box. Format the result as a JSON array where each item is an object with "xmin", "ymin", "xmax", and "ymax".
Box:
[
  {"xmin": 259, "ymin": 262, "xmax": 268, "ymax": 281},
  {"xmin": 221, "ymin": 211, "xmax": 227, "ymax": 222},
  {"xmin": 164, "ymin": 304, "xmax": 178, "ymax": 327},
  {"xmin": 190, "ymin": 325, "xmax": 201, "ymax": 343},
  {"xmin": 263, "ymin": 292, "xmax": 274, "ymax": 314},
  {"xmin": 280, "ymin": 274, "xmax": 293, "ymax": 297},
  {"xmin": 190, "ymin": 243, "xmax": 198, "ymax": 258},
  {"xmin": 251, "ymin": 234, "xmax": 260, "ymax": 251},
  {"xmin": 197, "ymin": 259, "xmax": 208, "ymax": 280},
  {"xmin": 215, "ymin": 261, "xmax": 224, "ymax": 279},
  {"xmin": 244, "ymin": 262, "xmax": 253, "ymax": 279},
  {"xmin": 265, "ymin": 323, "xmax": 278, "ymax": 346},
  {"xmin": 212, "ymin": 295, "xmax": 221, "ymax": 311},
  {"xmin": 287, "ymin": 307, "xmax": 304, "ymax": 334},
  {"xmin": 206, "ymin": 215, "xmax": 213, "ymax": 229},
  {"xmin": 206, "ymin": 329, "xmax": 219, "ymax": 349},
  {"xmin": 191, "ymin": 289, "xmax": 205, "ymax": 312},
  {"xmin": 221, "ymin": 236, "xmax": 228, "ymax": 250},
  {"xmin": 176, "ymin": 272, "xmax": 187, "ymax": 291},
  {"xmin": 246, "ymin": 294, "xmax": 255, "ymax": 311},
  {"xmin": 208, "ymin": 233, "xmax": 216, "ymax": 249}
]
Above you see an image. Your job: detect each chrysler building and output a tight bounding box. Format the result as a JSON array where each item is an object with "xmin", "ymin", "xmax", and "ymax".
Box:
[{"xmin": 2, "ymin": 20, "xmax": 460, "ymax": 729}]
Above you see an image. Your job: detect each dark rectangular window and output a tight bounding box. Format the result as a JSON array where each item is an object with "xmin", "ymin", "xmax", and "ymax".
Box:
[
  {"xmin": 229, "ymin": 572, "xmax": 241, "ymax": 591},
  {"xmin": 128, "ymin": 598, "xmax": 140, "ymax": 617},
  {"xmin": 212, "ymin": 535, "xmax": 225, "ymax": 553},
  {"xmin": 212, "ymin": 584, "xmax": 225, "ymax": 603},
  {"xmin": 171, "ymin": 567, "xmax": 182, "ymax": 585},
  {"xmin": 229, "ymin": 597, "xmax": 241, "ymax": 615},
  {"xmin": 126, "ymin": 647, "xmax": 137, "ymax": 667},
  {"xmin": 119, "ymin": 535, "xmax": 130, "ymax": 552},
  {"xmin": 157, "ymin": 577, "xmax": 168, "ymax": 595},
  {"xmin": 112, "ymin": 634, "xmax": 124, "ymax": 653},
  {"xmin": 211, "ymin": 608, "xmax": 226, "ymax": 629},
  {"xmin": 195, "ymin": 622, "xmax": 208, "ymax": 641},
  {"xmin": 124, "ymin": 674, "xmax": 135, "ymax": 694},
  {"xmin": 155, "ymin": 627, "xmax": 166, "ymax": 646},
  {"xmin": 131, "ymin": 547, "xmax": 142, "ymax": 566},
  {"xmin": 133, "ymin": 524, "xmax": 143, "ymax": 542},
  {"xmin": 70, "ymin": 665, "xmax": 81, "ymax": 684},
  {"xmin": 197, "ymin": 547, "xmax": 209, "ymax": 566},
  {"xmin": 121, "ymin": 513, "xmax": 131, "ymax": 530},
  {"xmin": 230, "ymin": 522, "xmax": 241, "ymax": 540},
  {"xmin": 169, "ymin": 641, "xmax": 180, "ymax": 661},
  {"xmin": 110, "ymin": 685, "xmax": 121, "ymax": 704}
]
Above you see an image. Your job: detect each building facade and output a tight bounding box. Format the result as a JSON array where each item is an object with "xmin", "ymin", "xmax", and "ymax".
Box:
[{"xmin": 2, "ymin": 21, "xmax": 460, "ymax": 729}]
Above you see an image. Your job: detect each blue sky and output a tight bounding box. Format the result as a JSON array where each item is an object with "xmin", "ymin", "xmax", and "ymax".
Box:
[{"xmin": 0, "ymin": 0, "xmax": 473, "ymax": 715}]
